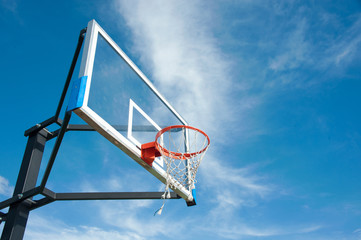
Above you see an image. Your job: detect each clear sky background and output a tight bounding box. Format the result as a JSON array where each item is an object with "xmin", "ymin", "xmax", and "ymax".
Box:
[{"xmin": 1, "ymin": 1, "xmax": 361, "ymax": 239}]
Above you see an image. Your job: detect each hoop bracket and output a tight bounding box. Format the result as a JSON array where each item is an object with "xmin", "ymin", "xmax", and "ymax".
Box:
[{"xmin": 140, "ymin": 142, "xmax": 161, "ymax": 166}]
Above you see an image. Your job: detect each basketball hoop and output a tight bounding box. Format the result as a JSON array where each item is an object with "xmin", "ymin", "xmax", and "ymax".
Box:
[{"xmin": 141, "ymin": 125, "xmax": 210, "ymax": 194}]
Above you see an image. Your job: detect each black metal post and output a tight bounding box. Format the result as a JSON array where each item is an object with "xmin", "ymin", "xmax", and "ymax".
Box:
[
  {"xmin": 54, "ymin": 28, "xmax": 86, "ymax": 121},
  {"xmin": 0, "ymin": 24, "xmax": 184, "ymax": 240},
  {"xmin": 40, "ymin": 112, "xmax": 71, "ymax": 190},
  {"xmin": 1, "ymin": 130, "xmax": 48, "ymax": 240}
]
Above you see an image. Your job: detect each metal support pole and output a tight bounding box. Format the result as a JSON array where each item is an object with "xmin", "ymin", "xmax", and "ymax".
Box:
[
  {"xmin": 40, "ymin": 112, "xmax": 71, "ymax": 190},
  {"xmin": 54, "ymin": 28, "xmax": 86, "ymax": 120},
  {"xmin": 0, "ymin": 24, "xmax": 185, "ymax": 240},
  {"xmin": 1, "ymin": 130, "xmax": 48, "ymax": 240}
]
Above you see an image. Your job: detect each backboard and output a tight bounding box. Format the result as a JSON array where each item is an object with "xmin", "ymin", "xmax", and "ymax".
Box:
[{"xmin": 67, "ymin": 20, "xmax": 194, "ymax": 203}]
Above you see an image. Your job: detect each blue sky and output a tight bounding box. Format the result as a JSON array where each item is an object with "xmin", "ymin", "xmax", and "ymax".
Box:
[{"xmin": 1, "ymin": 0, "xmax": 361, "ymax": 239}]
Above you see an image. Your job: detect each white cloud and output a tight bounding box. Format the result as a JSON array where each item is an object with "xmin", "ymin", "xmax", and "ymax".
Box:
[
  {"xmin": 98, "ymin": 203, "xmax": 185, "ymax": 238},
  {"xmin": 327, "ymin": 15, "xmax": 361, "ymax": 66},
  {"xmin": 24, "ymin": 210, "xmax": 324, "ymax": 240},
  {"xmin": 114, "ymin": 0, "xmax": 236, "ymax": 139},
  {"xmin": 0, "ymin": 176, "xmax": 13, "ymax": 197},
  {"xmin": 202, "ymin": 157, "xmax": 271, "ymax": 197},
  {"xmin": 110, "ymin": 1, "xmax": 278, "ymax": 238},
  {"xmin": 112, "ymin": 0, "xmax": 273, "ymax": 221},
  {"xmin": 269, "ymin": 18, "xmax": 310, "ymax": 72},
  {"xmin": 199, "ymin": 223, "xmax": 323, "ymax": 239},
  {"xmin": 1, "ymin": 0, "xmax": 17, "ymax": 13},
  {"xmin": 197, "ymin": 156, "xmax": 273, "ymax": 235},
  {"xmin": 26, "ymin": 214, "xmax": 142, "ymax": 240},
  {"xmin": 262, "ymin": 4, "xmax": 361, "ymax": 89}
]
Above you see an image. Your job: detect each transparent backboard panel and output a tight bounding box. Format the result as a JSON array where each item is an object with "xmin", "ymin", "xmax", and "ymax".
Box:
[
  {"xmin": 68, "ymin": 20, "xmax": 193, "ymax": 202},
  {"xmin": 88, "ymin": 34, "xmax": 183, "ymax": 148}
]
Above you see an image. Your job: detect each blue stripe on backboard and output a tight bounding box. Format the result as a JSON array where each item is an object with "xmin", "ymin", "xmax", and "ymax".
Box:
[
  {"xmin": 67, "ymin": 76, "xmax": 88, "ymax": 112},
  {"xmin": 192, "ymin": 188, "xmax": 197, "ymax": 204}
]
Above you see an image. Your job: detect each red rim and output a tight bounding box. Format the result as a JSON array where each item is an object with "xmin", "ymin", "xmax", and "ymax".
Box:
[{"xmin": 155, "ymin": 125, "xmax": 210, "ymax": 160}]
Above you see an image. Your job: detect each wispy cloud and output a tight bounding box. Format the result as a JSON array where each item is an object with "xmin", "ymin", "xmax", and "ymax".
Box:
[
  {"xmin": 201, "ymin": 156, "xmax": 272, "ymax": 215},
  {"xmin": 199, "ymin": 223, "xmax": 323, "ymax": 239},
  {"xmin": 113, "ymin": 0, "xmax": 271, "ymax": 216},
  {"xmin": 325, "ymin": 15, "xmax": 361, "ymax": 66},
  {"xmin": 24, "ymin": 209, "xmax": 325, "ymax": 240},
  {"xmin": 257, "ymin": 3, "xmax": 361, "ymax": 89},
  {"xmin": 1, "ymin": 0, "xmax": 17, "ymax": 13},
  {"xmin": 26, "ymin": 214, "xmax": 141, "ymax": 240},
  {"xmin": 114, "ymin": 0, "xmax": 237, "ymax": 138},
  {"xmin": 111, "ymin": 0, "xmax": 278, "ymax": 237},
  {"xmin": 27, "ymin": 173, "xmax": 317, "ymax": 240},
  {"xmin": 0, "ymin": 176, "xmax": 13, "ymax": 197},
  {"xmin": 268, "ymin": 18, "xmax": 310, "ymax": 72},
  {"xmin": 98, "ymin": 202, "xmax": 185, "ymax": 238}
]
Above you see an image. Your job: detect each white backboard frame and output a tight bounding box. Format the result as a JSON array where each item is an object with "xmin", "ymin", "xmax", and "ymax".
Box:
[{"xmin": 68, "ymin": 20, "xmax": 193, "ymax": 202}]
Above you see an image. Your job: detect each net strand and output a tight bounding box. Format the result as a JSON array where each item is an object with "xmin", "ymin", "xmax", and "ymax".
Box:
[{"xmin": 155, "ymin": 126, "xmax": 209, "ymax": 215}]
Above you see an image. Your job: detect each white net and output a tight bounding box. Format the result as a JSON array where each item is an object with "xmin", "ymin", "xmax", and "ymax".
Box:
[{"xmin": 155, "ymin": 126, "xmax": 210, "ymax": 198}]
